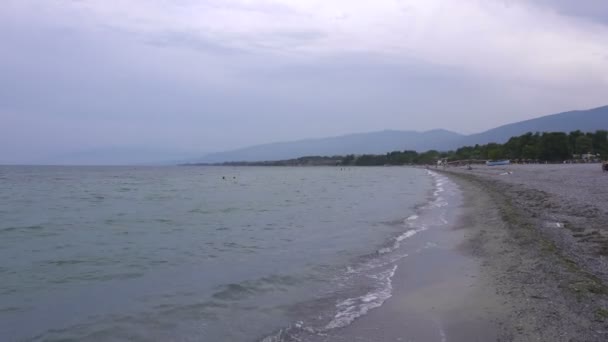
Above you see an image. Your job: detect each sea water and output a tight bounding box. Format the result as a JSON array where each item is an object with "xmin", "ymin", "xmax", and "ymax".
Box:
[{"xmin": 0, "ymin": 166, "xmax": 436, "ymax": 341}]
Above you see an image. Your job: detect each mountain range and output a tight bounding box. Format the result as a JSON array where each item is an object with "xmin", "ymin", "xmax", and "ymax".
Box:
[{"xmin": 196, "ymin": 105, "xmax": 608, "ymax": 163}]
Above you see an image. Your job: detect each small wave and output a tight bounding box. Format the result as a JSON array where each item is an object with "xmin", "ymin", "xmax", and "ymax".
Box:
[
  {"xmin": 378, "ymin": 226, "xmax": 426, "ymax": 255},
  {"xmin": 0, "ymin": 224, "xmax": 44, "ymax": 233},
  {"xmin": 430, "ymin": 196, "xmax": 448, "ymax": 208},
  {"xmin": 438, "ymin": 320, "xmax": 447, "ymax": 342},
  {"xmin": 348, "ymin": 250, "xmax": 409, "ymax": 276},
  {"xmin": 439, "ymin": 212, "xmax": 448, "ymax": 225},
  {"xmin": 427, "ymin": 171, "xmax": 449, "ymax": 201},
  {"xmin": 396, "ymin": 229, "xmax": 418, "ymax": 242},
  {"xmin": 212, "ymin": 283, "xmax": 257, "ymax": 301},
  {"xmin": 259, "ymin": 321, "xmax": 318, "ymax": 342},
  {"xmin": 325, "ymin": 265, "xmax": 397, "ymax": 330},
  {"xmin": 188, "ymin": 208, "xmax": 213, "ymax": 214},
  {"xmin": 212, "ymin": 274, "xmax": 300, "ymax": 301},
  {"xmin": 45, "ymin": 259, "xmax": 86, "ymax": 266},
  {"xmin": 544, "ymin": 221, "xmax": 564, "ymax": 228}
]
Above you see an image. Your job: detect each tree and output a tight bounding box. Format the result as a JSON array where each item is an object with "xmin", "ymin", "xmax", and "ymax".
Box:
[
  {"xmin": 569, "ymin": 130, "xmax": 584, "ymax": 154},
  {"xmin": 324, "ymin": 129, "xmax": 607, "ymax": 167},
  {"xmin": 341, "ymin": 154, "xmax": 355, "ymax": 165},
  {"xmin": 417, "ymin": 150, "xmax": 440, "ymax": 164},
  {"xmin": 575, "ymin": 135, "xmax": 593, "ymax": 155},
  {"xmin": 538, "ymin": 132, "xmax": 570, "ymax": 161},
  {"xmin": 592, "ymin": 130, "xmax": 608, "ymax": 157},
  {"xmin": 488, "ymin": 147, "xmax": 505, "ymax": 160},
  {"xmin": 503, "ymin": 136, "xmax": 524, "ymax": 159},
  {"xmin": 522, "ymin": 144, "xmax": 538, "ymax": 160}
]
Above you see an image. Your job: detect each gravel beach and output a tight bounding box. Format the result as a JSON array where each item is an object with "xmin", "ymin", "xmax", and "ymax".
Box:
[{"xmin": 441, "ymin": 163, "xmax": 608, "ymax": 341}]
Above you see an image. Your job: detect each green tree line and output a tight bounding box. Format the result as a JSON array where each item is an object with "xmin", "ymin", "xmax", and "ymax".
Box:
[{"xmin": 340, "ymin": 130, "xmax": 608, "ymax": 166}]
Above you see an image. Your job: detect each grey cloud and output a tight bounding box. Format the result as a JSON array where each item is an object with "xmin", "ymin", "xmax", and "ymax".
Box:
[
  {"xmin": 143, "ymin": 30, "xmax": 246, "ymax": 55},
  {"xmin": 516, "ymin": 0, "xmax": 608, "ymax": 25},
  {"xmin": 1, "ymin": 1, "xmax": 607, "ymax": 164},
  {"xmin": 201, "ymin": 0, "xmax": 301, "ymax": 16},
  {"xmin": 246, "ymin": 30, "xmax": 327, "ymax": 51},
  {"xmin": 142, "ymin": 29, "xmax": 326, "ymax": 54}
]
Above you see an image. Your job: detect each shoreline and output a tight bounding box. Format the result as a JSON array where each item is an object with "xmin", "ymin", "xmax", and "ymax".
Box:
[
  {"xmin": 308, "ymin": 164, "xmax": 608, "ymax": 341},
  {"xmin": 302, "ymin": 170, "xmax": 506, "ymax": 341},
  {"xmin": 261, "ymin": 170, "xmax": 465, "ymax": 342}
]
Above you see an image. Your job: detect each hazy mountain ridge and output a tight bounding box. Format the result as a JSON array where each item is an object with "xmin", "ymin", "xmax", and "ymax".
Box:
[
  {"xmin": 196, "ymin": 105, "xmax": 608, "ymax": 163},
  {"xmin": 457, "ymin": 105, "xmax": 608, "ymax": 147},
  {"xmin": 197, "ymin": 129, "xmax": 464, "ymax": 163}
]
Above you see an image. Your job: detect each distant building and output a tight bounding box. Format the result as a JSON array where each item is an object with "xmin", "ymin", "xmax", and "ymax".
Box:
[{"xmin": 582, "ymin": 153, "xmax": 599, "ymax": 161}]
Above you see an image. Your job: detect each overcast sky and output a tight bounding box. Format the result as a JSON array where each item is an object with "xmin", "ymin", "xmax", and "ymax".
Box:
[{"xmin": 2, "ymin": 0, "xmax": 608, "ymax": 163}]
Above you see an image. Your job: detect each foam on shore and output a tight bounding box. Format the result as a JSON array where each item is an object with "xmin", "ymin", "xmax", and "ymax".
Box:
[{"xmin": 260, "ymin": 168, "xmax": 459, "ymax": 341}]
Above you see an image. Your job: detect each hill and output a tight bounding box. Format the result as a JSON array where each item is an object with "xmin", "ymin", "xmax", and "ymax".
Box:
[
  {"xmin": 457, "ymin": 105, "xmax": 608, "ymax": 147},
  {"xmin": 195, "ymin": 105, "xmax": 608, "ymax": 163},
  {"xmin": 198, "ymin": 129, "xmax": 464, "ymax": 163}
]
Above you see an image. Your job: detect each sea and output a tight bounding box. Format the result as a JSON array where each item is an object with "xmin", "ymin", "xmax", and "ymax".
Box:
[{"xmin": 0, "ymin": 165, "xmax": 446, "ymax": 341}]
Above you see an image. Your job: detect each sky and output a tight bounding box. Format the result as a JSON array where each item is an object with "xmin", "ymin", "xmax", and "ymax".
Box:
[{"xmin": 1, "ymin": 0, "xmax": 608, "ymax": 164}]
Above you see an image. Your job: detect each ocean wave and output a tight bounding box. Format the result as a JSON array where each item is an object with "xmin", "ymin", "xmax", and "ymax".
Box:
[
  {"xmin": 212, "ymin": 283, "xmax": 259, "ymax": 301},
  {"xmin": 325, "ymin": 265, "xmax": 398, "ymax": 330},
  {"xmin": 377, "ymin": 225, "xmax": 427, "ymax": 255},
  {"xmin": 212, "ymin": 274, "xmax": 301, "ymax": 301},
  {"xmin": 259, "ymin": 264, "xmax": 399, "ymax": 342}
]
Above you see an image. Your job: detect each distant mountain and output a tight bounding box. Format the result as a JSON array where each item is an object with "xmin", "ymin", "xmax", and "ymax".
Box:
[
  {"xmin": 197, "ymin": 129, "xmax": 464, "ymax": 163},
  {"xmin": 194, "ymin": 105, "xmax": 608, "ymax": 163},
  {"xmin": 456, "ymin": 105, "xmax": 608, "ymax": 147}
]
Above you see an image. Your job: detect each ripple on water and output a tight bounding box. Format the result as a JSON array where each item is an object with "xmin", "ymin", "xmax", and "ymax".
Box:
[
  {"xmin": 212, "ymin": 274, "xmax": 301, "ymax": 301},
  {"xmin": 0, "ymin": 224, "xmax": 44, "ymax": 233},
  {"xmin": 45, "ymin": 259, "xmax": 87, "ymax": 266}
]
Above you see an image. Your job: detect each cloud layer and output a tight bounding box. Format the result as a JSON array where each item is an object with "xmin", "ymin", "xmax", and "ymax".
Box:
[{"xmin": 1, "ymin": 0, "xmax": 607, "ymax": 163}]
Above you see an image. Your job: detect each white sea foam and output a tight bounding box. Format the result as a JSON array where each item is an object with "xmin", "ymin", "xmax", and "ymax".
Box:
[
  {"xmin": 378, "ymin": 224, "xmax": 428, "ymax": 255},
  {"xmin": 319, "ymin": 170, "xmax": 456, "ymax": 335},
  {"xmin": 406, "ymin": 214, "xmax": 419, "ymax": 221},
  {"xmin": 439, "ymin": 326, "xmax": 447, "ymax": 342},
  {"xmin": 544, "ymin": 221, "xmax": 564, "ymax": 228},
  {"xmin": 396, "ymin": 229, "xmax": 418, "ymax": 242},
  {"xmin": 350, "ymin": 251, "xmax": 409, "ymax": 275},
  {"xmin": 439, "ymin": 212, "xmax": 448, "ymax": 225},
  {"xmin": 325, "ymin": 265, "xmax": 398, "ymax": 330},
  {"xmin": 431, "ymin": 199, "xmax": 448, "ymax": 208},
  {"xmin": 325, "ymin": 170, "xmax": 456, "ymax": 334}
]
